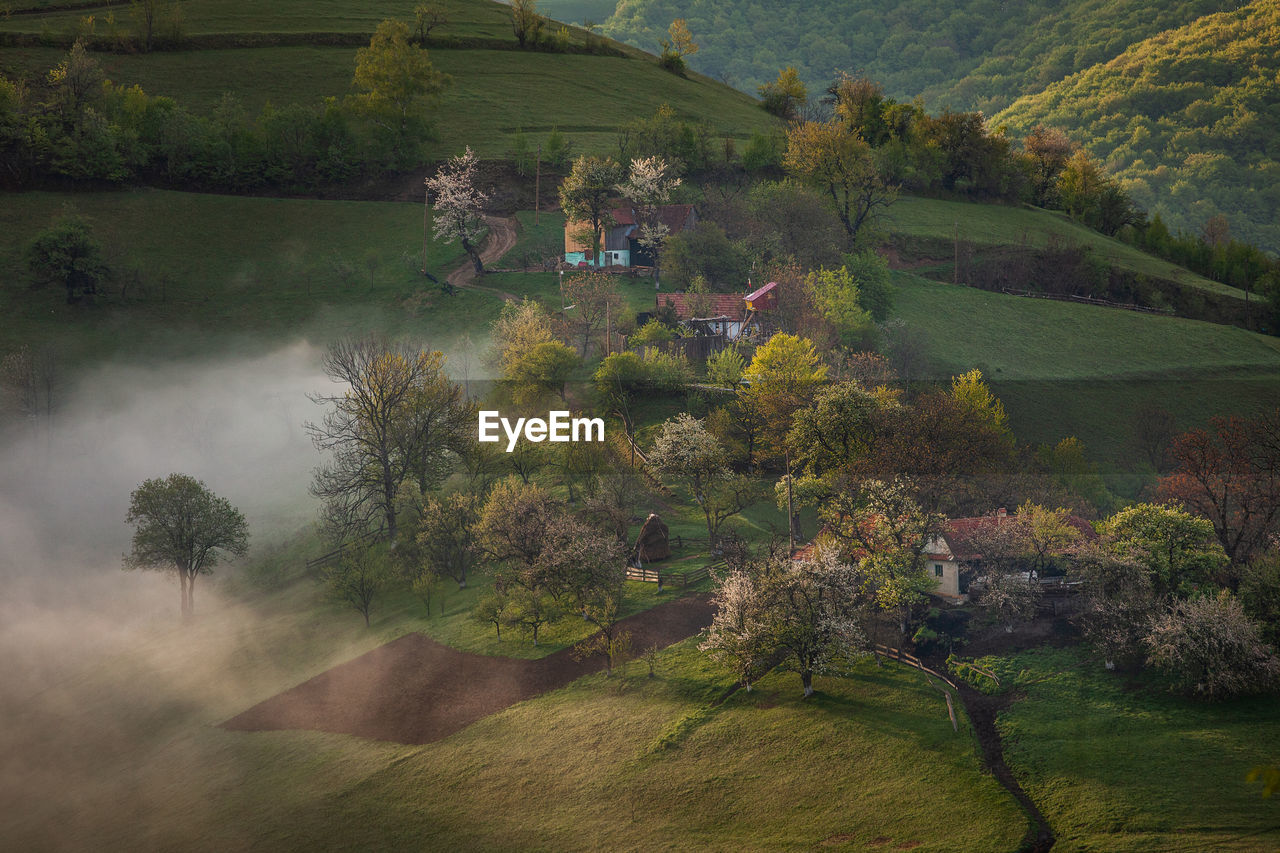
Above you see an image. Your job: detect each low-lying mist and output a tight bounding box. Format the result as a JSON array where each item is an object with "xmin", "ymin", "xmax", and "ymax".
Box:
[{"xmin": 0, "ymin": 341, "xmax": 388, "ymax": 847}]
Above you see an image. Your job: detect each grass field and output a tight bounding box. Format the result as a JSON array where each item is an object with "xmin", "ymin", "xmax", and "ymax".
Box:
[
  {"xmin": 0, "ymin": 188, "xmax": 491, "ymax": 364},
  {"xmin": 891, "ymin": 272, "xmax": 1280, "ymax": 485},
  {"xmin": 990, "ymin": 647, "xmax": 1280, "ymax": 852},
  {"xmin": 885, "ymin": 196, "xmax": 1248, "ymax": 302},
  {"xmin": 0, "ymin": 0, "xmax": 778, "ymax": 159},
  {"xmin": 3, "ymin": 572, "xmax": 1030, "ymax": 851}
]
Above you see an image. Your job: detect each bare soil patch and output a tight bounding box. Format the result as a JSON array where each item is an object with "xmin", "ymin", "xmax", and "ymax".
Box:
[{"xmin": 222, "ymin": 593, "xmax": 714, "ymax": 745}]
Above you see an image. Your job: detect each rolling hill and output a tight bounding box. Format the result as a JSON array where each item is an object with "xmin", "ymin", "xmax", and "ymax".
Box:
[{"xmin": 995, "ymin": 0, "xmax": 1280, "ymax": 253}]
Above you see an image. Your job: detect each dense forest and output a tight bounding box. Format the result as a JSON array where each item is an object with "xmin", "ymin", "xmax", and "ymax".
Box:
[
  {"xmin": 542, "ymin": 0, "xmax": 1278, "ymax": 254},
  {"xmin": 996, "ymin": 0, "xmax": 1280, "ymax": 253},
  {"xmin": 561, "ymin": 0, "xmax": 1248, "ymax": 113}
]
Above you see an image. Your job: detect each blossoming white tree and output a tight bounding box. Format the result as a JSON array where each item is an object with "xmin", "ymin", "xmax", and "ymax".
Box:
[
  {"xmin": 617, "ymin": 155, "xmax": 681, "ymax": 283},
  {"xmin": 425, "ymin": 146, "xmax": 489, "ymax": 275}
]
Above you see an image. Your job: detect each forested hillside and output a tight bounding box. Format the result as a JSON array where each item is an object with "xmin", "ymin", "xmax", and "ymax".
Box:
[
  {"xmin": 996, "ymin": 0, "xmax": 1280, "ymax": 253},
  {"xmin": 560, "ymin": 0, "xmax": 1247, "ymax": 113}
]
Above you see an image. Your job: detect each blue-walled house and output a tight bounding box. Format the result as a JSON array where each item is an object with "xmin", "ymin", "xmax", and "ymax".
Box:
[{"xmin": 564, "ymin": 204, "xmax": 697, "ymax": 268}]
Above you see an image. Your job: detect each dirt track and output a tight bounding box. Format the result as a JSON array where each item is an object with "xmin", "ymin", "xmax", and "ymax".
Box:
[
  {"xmin": 445, "ymin": 215, "xmax": 519, "ymax": 299},
  {"xmin": 222, "ymin": 593, "xmax": 714, "ymax": 745}
]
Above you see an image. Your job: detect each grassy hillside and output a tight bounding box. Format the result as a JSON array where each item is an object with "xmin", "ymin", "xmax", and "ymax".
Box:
[
  {"xmin": 991, "ymin": 648, "xmax": 1280, "ymax": 851},
  {"xmin": 891, "ymin": 273, "xmax": 1280, "ymax": 482},
  {"xmin": 885, "ymin": 196, "xmax": 1249, "ymax": 302},
  {"xmin": 3, "ymin": 575, "xmax": 1028, "ymax": 851},
  {"xmin": 0, "ymin": 189, "xmax": 488, "ymax": 364},
  {"xmin": 0, "ymin": 0, "xmax": 778, "ymax": 160},
  {"xmin": 575, "ymin": 0, "xmax": 1247, "ymax": 114},
  {"xmin": 995, "ymin": 0, "xmax": 1280, "ymax": 254}
]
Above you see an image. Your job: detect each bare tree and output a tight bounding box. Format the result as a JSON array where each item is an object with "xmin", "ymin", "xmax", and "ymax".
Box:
[{"xmin": 307, "ymin": 336, "xmax": 468, "ymax": 543}]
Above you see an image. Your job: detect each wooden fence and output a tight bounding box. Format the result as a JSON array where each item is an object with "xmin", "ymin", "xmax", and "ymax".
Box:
[
  {"xmin": 626, "ymin": 560, "xmax": 718, "ymax": 587},
  {"xmin": 304, "ymin": 529, "xmax": 381, "ymax": 573},
  {"xmin": 872, "ymin": 644, "xmax": 957, "ymax": 690}
]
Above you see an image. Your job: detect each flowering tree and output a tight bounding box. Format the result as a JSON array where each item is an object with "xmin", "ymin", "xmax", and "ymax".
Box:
[
  {"xmin": 617, "ymin": 155, "xmax": 681, "ymax": 283},
  {"xmin": 426, "ymin": 146, "xmax": 489, "ymax": 275}
]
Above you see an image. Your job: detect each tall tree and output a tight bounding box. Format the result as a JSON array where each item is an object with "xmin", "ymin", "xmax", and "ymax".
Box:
[
  {"xmin": 307, "ymin": 337, "xmax": 467, "ymax": 543},
  {"xmin": 561, "ymin": 270, "xmax": 623, "ymax": 357},
  {"xmin": 784, "ymin": 119, "xmax": 895, "ymax": 243},
  {"xmin": 350, "ymin": 20, "xmax": 450, "ymax": 164},
  {"xmin": 426, "ymin": 146, "xmax": 489, "ymax": 275},
  {"xmin": 1101, "ymin": 502, "xmax": 1230, "ymax": 596},
  {"xmin": 1159, "ymin": 410, "xmax": 1280, "ymax": 567},
  {"xmin": 416, "ymin": 492, "xmax": 482, "ymax": 589},
  {"xmin": 617, "ymin": 155, "xmax": 682, "ymax": 283},
  {"xmin": 559, "ymin": 155, "xmax": 624, "ymax": 265},
  {"xmin": 510, "ymin": 0, "xmax": 545, "ymax": 49},
  {"xmin": 123, "ymin": 473, "xmax": 249, "ymax": 618}
]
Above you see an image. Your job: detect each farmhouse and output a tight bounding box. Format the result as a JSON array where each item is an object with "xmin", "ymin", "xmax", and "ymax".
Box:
[
  {"xmin": 564, "ymin": 204, "xmax": 697, "ymax": 268},
  {"xmin": 656, "ymin": 280, "xmax": 779, "ymax": 341},
  {"xmin": 923, "ymin": 508, "xmax": 1096, "ymax": 600}
]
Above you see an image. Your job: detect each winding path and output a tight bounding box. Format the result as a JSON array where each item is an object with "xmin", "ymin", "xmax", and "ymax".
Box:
[{"xmin": 445, "ymin": 215, "xmax": 521, "ymax": 301}]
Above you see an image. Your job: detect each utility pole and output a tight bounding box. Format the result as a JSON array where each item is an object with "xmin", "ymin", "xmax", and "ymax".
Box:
[
  {"xmin": 534, "ymin": 143, "xmax": 542, "ymax": 225},
  {"xmin": 422, "ymin": 186, "xmax": 430, "ymax": 276},
  {"xmin": 605, "ymin": 298, "xmax": 611, "ymax": 356},
  {"xmin": 785, "ymin": 449, "xmax": 796, "ymax": 553}
]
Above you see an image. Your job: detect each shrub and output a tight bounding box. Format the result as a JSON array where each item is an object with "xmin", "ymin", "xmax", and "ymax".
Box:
[{"xmin": 1144, "ymin": 590, "xmax": 1280, "ymax": 700}]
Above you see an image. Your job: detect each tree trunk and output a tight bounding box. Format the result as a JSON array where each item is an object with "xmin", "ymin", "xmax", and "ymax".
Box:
[
  {"xmin": 363, "ymin": 608, "xmax": 370, "ymax": 627},
  {"xmin": 179, "ymin": 572, "xmax": 190, "ymax": 619},
  {"xmin": 461, "ymin": 235, "xmax": 484, "ymax": 275},
  {"xmin": 801, "ymin": 669, "xmax": 814, "ymax": 697}
]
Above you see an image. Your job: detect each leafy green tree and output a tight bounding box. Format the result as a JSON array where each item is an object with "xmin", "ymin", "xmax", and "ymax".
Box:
[
  {"xmin": 350, "ymin": 20, "xmax": 451, "ymax": 165},
  {"xmin": 510, "ymin": 0, "xmax": 546, "ymax": 49},
  {"xmin": 124, "ymin": 473, "xmax": 249, "ymax": 618},
  {"xmin": 803, "ymin": 266, "xmax": 875, "ymax": 348},
  {"xmin": 505, "ymin": 340, "xmax": 580, "ymax": 405},
  {"xmin": 785, "ymin": 119, "xmax": 895, "ymax": 243},
  {"xmin": 473, "ymin": 591, "xmax": 509, "ymax": 640},
  {"xmin": 1101, "ymin": 503, "xmax": 1229, "ymax": 597},
  {"xmin": 416, "ymin": 492, "xmax": 481, "ymax": 589},
  {"xmin": 662, "ymin": 222, "xmax": 749, "ymax": 290},
  {"xmin": 758, "ymin": 67, "xmax": 807, "ymax": 120},
  {"xmin": 741, "ymin": 332, "xmax": 828, "ymax": 458},
  {"xmin": 324, "ymin": 542, "xmax": 392, "ymax": 627},
  {"xmin": 824, "ymin": 477, "xmax": 943, "ymax": 634},
  {"xmin": 706, "ymin": 345, "xmax": 746, "ymax": 389},
  {"xmin": 26, "ymin": 215, "xmax": 110, "ymax": 303},
  {"xmin": 559, "ymin": 154, "xmax": 624, "ymax": 263},
  {"xmin": 630, "ymin": 318, "xmax": 674, "ymax": 348}
]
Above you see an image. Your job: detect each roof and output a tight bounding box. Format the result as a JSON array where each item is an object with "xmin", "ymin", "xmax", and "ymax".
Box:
[
  {"xmin": 603, "ymin": 204, "xmax": 695, "ymax": 232},
  {"xmin": 928, "ymin": 511, "xmax": 1097, "ymax": 561},
  {"xmin": 745, "ymin": 281, "xmax": 778, "ymax": 303},
  {"xmin": 658, "ymin": 292, "xmax": 747, "ymax": 321}
]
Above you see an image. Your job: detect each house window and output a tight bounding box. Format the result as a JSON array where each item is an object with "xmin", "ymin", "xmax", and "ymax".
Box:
[{"xmin": 934, "ymin": 563, "xmax": 944, "ymax": 578}]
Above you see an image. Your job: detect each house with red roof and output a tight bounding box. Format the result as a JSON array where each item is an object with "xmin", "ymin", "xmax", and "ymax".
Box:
[
  {"xmin": 564, "ymin": 204, "xmax": 697, "ymax": 268},
  {"xmin": 923, "ymin": 508, "xmax": 1096, "ymax": 600},
  {"xmin": 656, "ymin": 282, "xmax": 779, "ymax": 341}
]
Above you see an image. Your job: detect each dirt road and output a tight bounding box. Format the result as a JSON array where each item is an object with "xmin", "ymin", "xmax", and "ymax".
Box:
[{"xmin": 445, "ymin": 215, "xmax": 520, "ymax": 300}]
